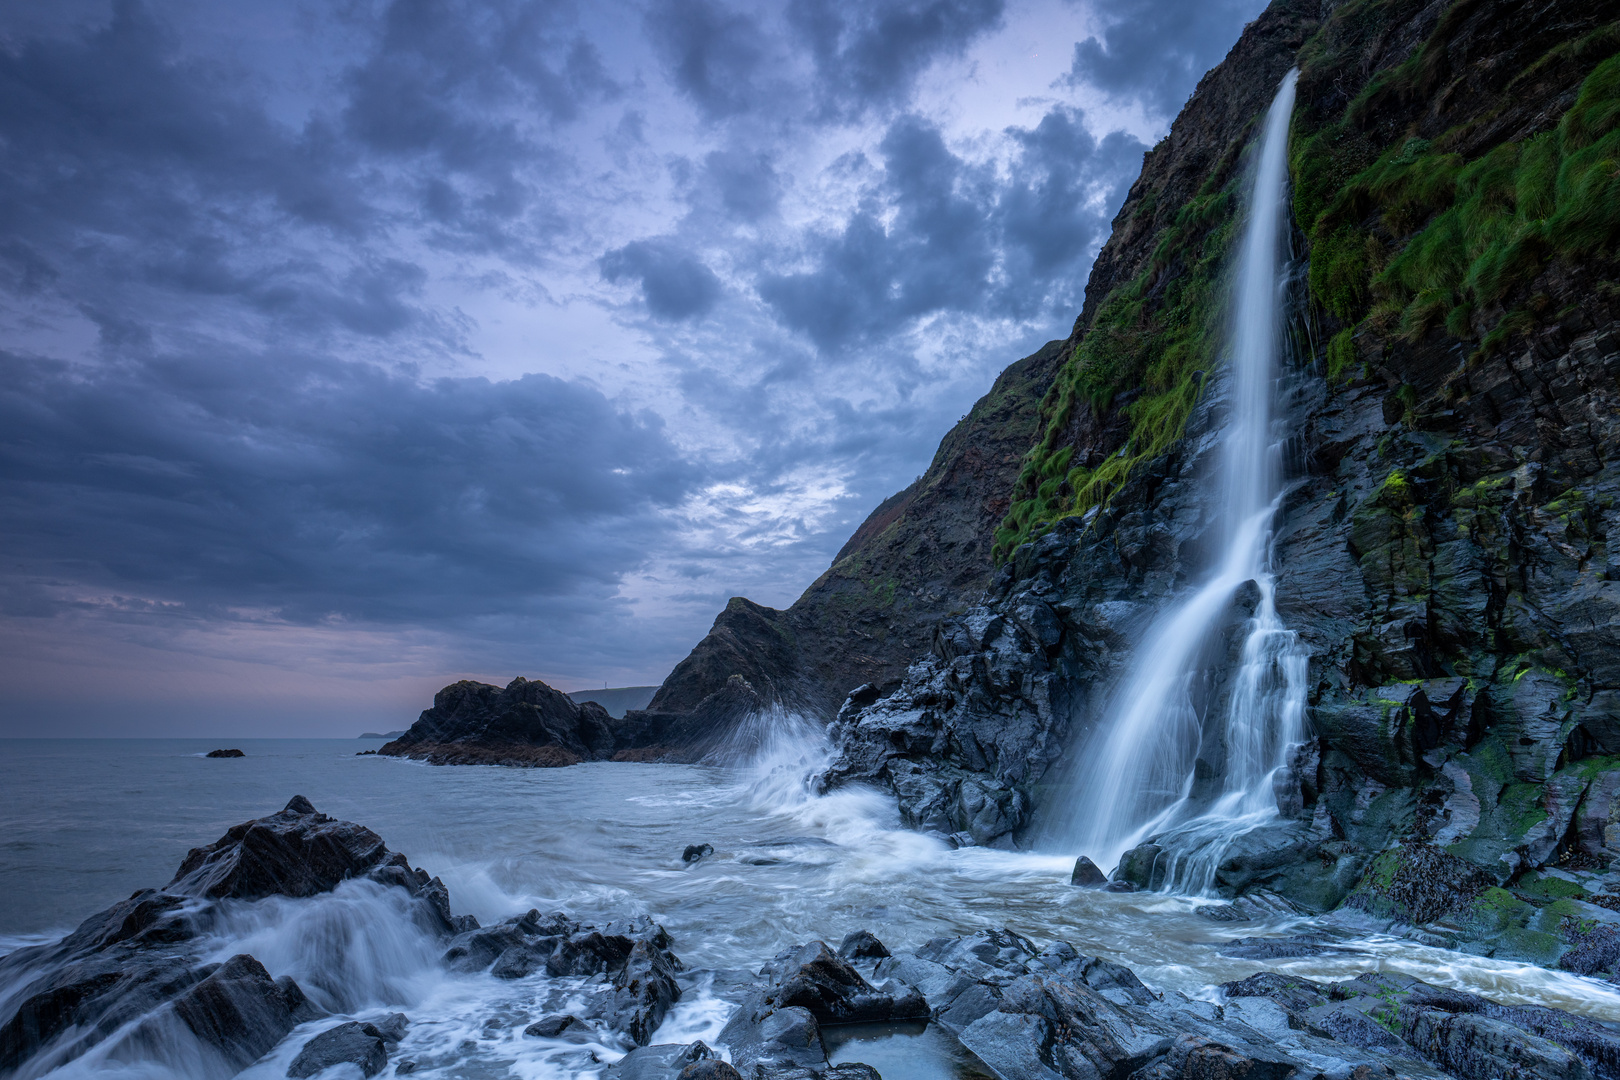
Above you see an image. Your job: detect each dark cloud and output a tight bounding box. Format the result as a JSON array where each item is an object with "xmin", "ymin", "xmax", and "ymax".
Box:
[
  {"xmin": 701, "ymin": 148, "xmax": 783, "ymax": 222},
  {"xmin": 1063, "ymin": 0, "xmax": 1268, "ymax": 118},
  {"xmin": 643, "ymin": 0, "xmax": 770, "ymax": 120},
  {"xmin": 758, "ymin": 109, "xmax": 1144, "ymax": 348},
  {"xmin": 787, "ymin": 0, "xmax": 1006, "ymax": 116},
  {"xmin": 0, "ymin": 347, "xmax": 700, "ymax": 626},
  {"xmin": 601, "ymin": 240, "xmax": 723, "ymax": 320}
]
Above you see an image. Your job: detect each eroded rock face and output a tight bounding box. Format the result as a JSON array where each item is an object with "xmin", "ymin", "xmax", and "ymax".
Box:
[
  {"xmin": 380, "ymin": 675, "xmax": 618, "ymax": 767},
  {"xmin": 0, "ymin": 798, "xmax": 471, "ymax": 1079},
  {"xmin": 818, "ymin": 0, "xmax": 1620, "ymax": 948}
]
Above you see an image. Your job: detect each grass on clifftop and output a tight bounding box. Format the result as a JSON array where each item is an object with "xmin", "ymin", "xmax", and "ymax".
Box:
[{"xmin": 1293, "ymin": 26, "xmax": 1620, "ymax": 376}]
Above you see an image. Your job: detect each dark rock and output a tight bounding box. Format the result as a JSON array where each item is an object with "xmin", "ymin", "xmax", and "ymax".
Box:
[
  {"xmin": 205, "ymin": 749, "xmax": 244, "ymax": 758},
  {"xmin": 1069, "ymin": 856, "xmax": 1107, "ymax": 887},
  {"xmin": 605, "ymin": 1041, "xmax": 716, "ymax": 1080},
  {"xmin": 0, "ymin": 801, "xmax": 465, "ymax": 1078},
  {"xmin": 369, "ymin": 1012, "xmax": 408, "ymax": 1043},
  {"xmin": 1217, "ymin": 936, "xmax": 1347, "ymax": 960},
  {"xmin": 380, "ymin": 675, "xmax": 618, "ymax": 767},
  {"xmin": 169, "ymin": 954, "xmax": 319, "ymax": 1073},
  {"xmin": 168, "ymin": 795, "xmax": 391, "ymax": 901},
  {"xmin": 836, "ymin": 931, "xmax": 890, "ymax": 960},
  {"xmin": 287, "ymin": 1020, "xmax": 391, "ymax": 1079},
  {"xmin": 396, "ymin": 1061, "xmax": 418, "ymax": 1074},
  {"xmin": 824, "ymin": 1066, "xmax": 881, "ymax": 1080},
  {"xmin": 607, "ymin": 939, "xmax": 683, "ymax": 1046},
  {"xmin": 677, "ymin": 1061, "xmax": 744, "ymax": 1080},
  {"xmin": 760, "ymin": 941, "xmax": 929, "ymax": 1025},
  {"xmin": 525, "ymin": 1014, "xmax": 596, "ymax": 1041},
  {"xmin": 551, "ymin": 930, "xmax": 636, "ymax": 977},
  {"xmin": 683, "ymin": 844, "xmax": 715, "ymax": 863}
]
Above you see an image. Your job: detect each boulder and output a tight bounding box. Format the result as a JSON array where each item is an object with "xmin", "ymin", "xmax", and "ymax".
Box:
[
  {"xmin": 759, "ymin": 941, "xmax": 928, "ymax": 1024},
  {"xmin": 287, "ymin": 1020, "xmax": 392, "ymax": 1079},
  {"xmin": 1069, "ymin": 857, "xmax": 1107, "ymax": 887},
  {"xmin": 683, "ymin": 844, "xmax": 715, "ymax": 863},
  {"xmin": 525, "ymin": 1014, "xmax": 596, "ymax": 1041},
  {"xmin": 604, "ymin": 1041, "xmax": 717, "ymax": 1080},
  {"xmin": 607, "ymin": 939, "xmax": 684, "ymax": 1046},
  {"xmin": 836, "ymin": 931, "xmax": 890, "ymax": 960},
  {"xmin": 205, "ymin": 749, "xmax": 244, "ymax": 758},
  {"xmin": 168, "ymin": 954, "xmax": 320, "ymax": 1073}
]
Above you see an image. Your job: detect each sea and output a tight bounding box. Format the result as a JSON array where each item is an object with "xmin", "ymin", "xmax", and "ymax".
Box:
[{"xmin": 5, "ymin": 730, "xmax": 1620, "ymax": 1079}]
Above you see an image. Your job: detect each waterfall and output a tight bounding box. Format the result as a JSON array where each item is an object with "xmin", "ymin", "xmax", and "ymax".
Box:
[{"xmin": 1056, "ymin": 69, "xmax": 1307, "ymax": 892}]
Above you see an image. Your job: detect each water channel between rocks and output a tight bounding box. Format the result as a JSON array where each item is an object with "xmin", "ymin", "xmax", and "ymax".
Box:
[{"xmin": 5, "ymin": 737, "xmax": 1620, "ymax": 1079}]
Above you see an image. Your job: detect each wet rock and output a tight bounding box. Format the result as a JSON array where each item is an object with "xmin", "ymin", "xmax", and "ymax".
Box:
[
  {"xmin": 717, "ymin": 1001, "xmax": 827, "ymax": 1072},
  {"xmin": 168, "ymin": 795, "xmax": 391, "ymax": 900},
  {"xmin": 1113, "ymin": 844, "xmax": 1166, "ymax": 891},
  {"xmin": 605, "ymin": 1040, "xmax": 717, "ymax": 1080},
  {"xmin": 381, "ymin": 675, "xmax": 617, "ymax": 767},
  {"xmin": 205, "ymin": 748, "xmax": 244, "ymax": 758},
  {"xmin": 396, "ymin": 1061, "xmax": 418, "ymax": 1074},
  {"xmin": 915, "ymin": 928, "xmax": 1039, "ymax": 976},
  {"xmin": 170, "ymin": 954, "xmax": 320, "ymax": 1073},
  {"xmin": 1069, "ymin": 856, "xmax": 1107, "ymax": 887},
  {"xmin": 552, "ymin": 930, "xmax": 637, "ymax": 977},
  {"xmin": 1342, "ymin": 842, "xmax": 1495, "ymax": 925},
  {"xmin": 607, "ymin": 939, "xmax": 684, "ymax": 1046},
  {"xmin": 824, "ymin": 1066, "xmax": 882, "ymax": 1080},
  {"xmin": 287, "ymin": 1019, "xmax": 392, "ymax": 1079},
  {"xmin": 759, "ymin": 941, "xmax": 928, "ymax": 1024},
  {"xmin": 1216, "ymin": 935, "xmax": 1349, "ymax": 960},
  {"xmin": 369, "ymin": 1012, "xmax": 408, "ymax": 1042},
  {"xmin": 1222, "ymin": 968, "xmax": 1620, "ymax": 1080},
  {"xmin": 678, "ymin": 1061, "xmax": 744, "ymax": 1080},
  {"xmin": 684, "ymin": 844, "xmax": 715, "ymax": 863},
  {"xmin": 0, "ymin": 800, "xmax": 471, "ymax": 1077},
  {"xmin": 525, "ymin": 1014, "xmax": 596, "ymax": 1041},
  {"xmin": 837, "ymin": 931, "xmax": 890, "ymax": 960},
  {"xmin": 1131, "ymin": 1033, "xmax": 1299, "ymax": 1080}
]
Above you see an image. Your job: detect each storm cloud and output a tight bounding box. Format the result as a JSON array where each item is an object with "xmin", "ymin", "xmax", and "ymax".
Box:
[{"xmin": 0, "ymin": 0, "xmax": 1269, "ymax": 734}]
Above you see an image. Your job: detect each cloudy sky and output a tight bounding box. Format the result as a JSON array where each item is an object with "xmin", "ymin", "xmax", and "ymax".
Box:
[{"xmin": 0, "ymin": 0, "xmax": 1266, "ymax": 736}]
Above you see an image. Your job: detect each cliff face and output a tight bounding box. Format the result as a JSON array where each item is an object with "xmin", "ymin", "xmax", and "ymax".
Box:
[
  {"xmin": 624, "ymin": 338, "xmax": 1066, "ymax": 744},
  {"xmin": 824, "ymin": 0, "xmax": 1620, "ymax": 969}
]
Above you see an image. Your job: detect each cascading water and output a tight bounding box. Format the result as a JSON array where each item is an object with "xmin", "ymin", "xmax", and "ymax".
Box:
[{"xmin": 1054, "ymin": 69, "xmax": 1308, "ymax": 892}]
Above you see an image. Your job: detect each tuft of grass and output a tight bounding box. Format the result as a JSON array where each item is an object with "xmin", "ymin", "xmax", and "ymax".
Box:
[{"xmin": 1295, "ymin": 50, "xmax": 1620, "ymax": 357}]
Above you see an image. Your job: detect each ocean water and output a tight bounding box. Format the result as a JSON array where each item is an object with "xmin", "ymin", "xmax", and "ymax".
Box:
[{"xmin": 5, "ymin": 733, "xmax": 1620, "ymax": 1079}]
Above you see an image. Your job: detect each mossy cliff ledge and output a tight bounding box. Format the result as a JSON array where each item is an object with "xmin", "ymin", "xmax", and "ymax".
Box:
[{"xmin": 822, "ymin": 0, "xmax": 1620, "ymax": 970}]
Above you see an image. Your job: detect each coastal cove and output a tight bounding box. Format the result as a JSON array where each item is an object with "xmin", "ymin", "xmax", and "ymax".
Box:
[{"xmin": 7, "ymin": 737, "xmax": 1620, "ymax": 1080}]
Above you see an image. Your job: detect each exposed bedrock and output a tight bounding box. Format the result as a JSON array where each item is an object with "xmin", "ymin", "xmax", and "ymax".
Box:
[
  {"xmin": 0, "ymin": 797, "xmax": 467, "ymax": 1079},
  {"xmin": 820, "ymin": 0, "xmax": 1620, "ymax": 970}
]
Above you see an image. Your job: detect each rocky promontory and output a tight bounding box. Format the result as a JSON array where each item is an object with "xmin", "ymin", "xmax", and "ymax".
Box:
[
  {"xmin": 380, "ymin": 676, "xmax": 620, "ymax": 766},
  {"xmin": 0, "ymin": 797, "xmax": 469, "ymax": 1078}
]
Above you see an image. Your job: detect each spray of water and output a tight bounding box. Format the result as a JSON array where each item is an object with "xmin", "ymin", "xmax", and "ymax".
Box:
[{"xmin": 1052, "ymin": 69, "xmax": 1308, "ymax": 891}]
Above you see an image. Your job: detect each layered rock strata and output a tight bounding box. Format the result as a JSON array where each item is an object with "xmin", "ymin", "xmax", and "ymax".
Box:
[{"xmin": 821, "ymin": 0, "xmax": 1620, "ymax": 968}]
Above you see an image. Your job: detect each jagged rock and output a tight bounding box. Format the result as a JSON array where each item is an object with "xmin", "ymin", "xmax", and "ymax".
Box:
[
  {"xmin": 605, "ymin": 1041, "xmax": 717, "ymax": 1080},
  {"xmin": 287, "ymin": 1019, "xmax": 393, "ymax": 1079},
  {"xmin": 684, "ymin": 843, "xmax": 715, "ymax": 863},
  {"xmin": 525, "ymin": 1014, "xmax": 596, "ymax": 1040},
  {"xmin": 607, "ymin": 940, "xmax": 684, "ymax": 1046},
  {"xmin": 627, "ymin": 338, "xmax": 1068, "ymax": 738},
  {"xmin": 0, "ymin": 801, "xmax": 464, "ymax": 1078},
  {"xmin": 205, "ymin": 748, "xmax": 244, "ymax": 758},
  {"xmin": 169, "ymin": 795, "xmax": 389, "ymax": 900},
  {"xmin": 759, "ymin": 941, "xmax": 928, "ymax": 1024},
  {"xmin": 836, "ymin": 930, "xmax": 890, "ymax": 960},
  {"xmin": 1069, "ymin": 856, "xmax": 1107, "ymax": 887},
  {"xmin": 678, "ymin": 1061, "xmax": 744, "ymax": 1080},
  {"xmin": 380, "ymin": 675, "xmax": 617, "ymax": 767}
]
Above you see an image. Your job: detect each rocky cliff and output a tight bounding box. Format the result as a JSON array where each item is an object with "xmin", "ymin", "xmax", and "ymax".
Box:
[
  {"xmin": 623, "ymin": 339, "xmax": 1066, "ymax": 746},
  {"xmin": 823, "ymin": 0, "xmax": 1620, "ymax": 972},
  {"xmin": 381, "ymin": 676, "xmax": 619, "ymax": 766}
]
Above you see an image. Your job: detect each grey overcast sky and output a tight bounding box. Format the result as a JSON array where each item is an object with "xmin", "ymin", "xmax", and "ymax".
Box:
[{"xmin": 0, "ymin": 0, "xmax": 1267, "ymax": 736}]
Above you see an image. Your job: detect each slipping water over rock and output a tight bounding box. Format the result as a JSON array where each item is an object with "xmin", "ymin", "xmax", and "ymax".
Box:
[{"xmin": 1047, "ymin": 70, "xmax": 1311, "ymax": 892}]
